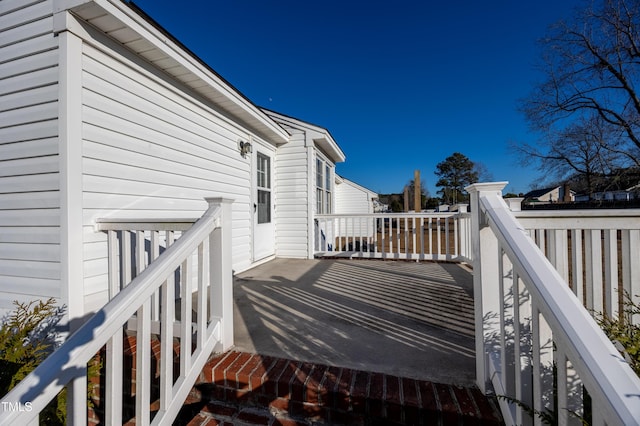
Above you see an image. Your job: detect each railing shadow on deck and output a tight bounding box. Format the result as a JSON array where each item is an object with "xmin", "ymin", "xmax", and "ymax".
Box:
[
  {"xmin": 318, "ymin": 183, "xmax": 640, "ymax": 424},
  {"xmin": 233, "ymin": 258, "xmax": 477, "ymax": 385}
]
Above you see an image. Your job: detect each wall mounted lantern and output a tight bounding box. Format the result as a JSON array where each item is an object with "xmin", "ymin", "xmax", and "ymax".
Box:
[{"xmin": 239, "ymin": 140, "xmax": 252, "ymax": 158}]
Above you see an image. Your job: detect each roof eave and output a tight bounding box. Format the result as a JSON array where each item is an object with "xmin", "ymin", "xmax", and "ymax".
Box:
[
  {"xmin": 261, "ymin": 108, "xmax": 346, "ymax": 163},
  {"xmin": 336, "ymin": 175, "xmax": 378, "ymax": 197},
  {"xmin": 64, "ymin": 0, "xmax": 289, "ymax": 145}
]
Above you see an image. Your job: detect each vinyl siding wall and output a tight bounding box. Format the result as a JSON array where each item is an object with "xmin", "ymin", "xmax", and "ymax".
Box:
[
  {"xmin": 0, "ymin": 0, "xmax": 60, "ymax": 313},
  {"xmin": 333, "ymin": 180, "xmax": 376, "ymax": 242},
  {"xmin": 275, "ymin": 130, "xmax": 309, "ymax": 258},
  {"xmin": 335, "ymin": 181, "xmax": 375, "ymax": 214},
  {"xmin": 79, "ymin": 30, "xmax": 268, "ymax": 310}
]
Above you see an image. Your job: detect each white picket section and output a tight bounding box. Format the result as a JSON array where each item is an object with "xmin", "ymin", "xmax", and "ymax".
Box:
[
  {"xmin": 468, "ymin": 183, "xmax": 640, "ymax": 426},
  {"xmin": 513, "ymin": 209, "xmax": 640, "ymax": 320},
  {"xmin": 0, "ymin": 198, "xmax": 233, "ymax": 426},
  {"xmin": 315, "ymin": 211, "xmax": 472, "ymax": 262}
]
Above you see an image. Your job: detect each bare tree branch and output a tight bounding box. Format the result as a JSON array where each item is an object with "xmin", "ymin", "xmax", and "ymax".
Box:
[{"xmin": 518, "ymin": 0, "xmax": 640, "ymax": 184}]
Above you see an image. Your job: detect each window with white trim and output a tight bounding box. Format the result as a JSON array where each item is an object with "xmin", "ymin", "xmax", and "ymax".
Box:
[
  {"xmin": 257, "ymin": 153, "xmax": 271, "ymax": 224},
  {"xmin": 316, "ymin": 158, "xmax": 333, "ymax": 214},
  {"xmin": 325, "ymin": 164, "xmax": 332, "ymax": 213}
]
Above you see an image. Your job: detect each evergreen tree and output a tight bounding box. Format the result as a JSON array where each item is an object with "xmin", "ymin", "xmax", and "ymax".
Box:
[{"xmin": 434, "ymin": 152, "xmax": 479, "ymax": 204}]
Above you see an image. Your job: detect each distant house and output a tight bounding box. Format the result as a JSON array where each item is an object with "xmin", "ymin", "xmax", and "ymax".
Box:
[
  {"xmin": 574, "ymin": 183, "xmax": 640, "ymax": 202},
  {"xmin": 436, "ymin": 203, "xmax": 469, "ymax": 213},
  {"xmin": 524, "ymin": 185, "xmax": 575, "ymax": 204},
  {"xmin": 372, "ymin": 199, "xmax": 389, "ymax": 213}
]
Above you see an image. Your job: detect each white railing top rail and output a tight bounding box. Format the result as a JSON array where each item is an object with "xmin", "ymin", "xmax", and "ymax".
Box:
[
  {"xmin": 476, "ymin": 186, "xmax": 640, "ymax": 425},
  {"xmin": 513, "ymin": 208, "xmax": 640, "ymax": 229},
  {"xmin": 0, "ymin": 202, "xmax": 224, "ymax": 425},
  {"xmin": 315, "ymin": 210, "xmax": 473, "ymax": 262},
  {"xmin": 95, "ymin": 217, "xmax": 198, "ymax": 231},
  {"xmin": 316, "ymin": 212, "xmax": 465, "ymax": 218},
  {"xmin": 514, "ymin": 208, "xmax": 640, "ymax": 218}
]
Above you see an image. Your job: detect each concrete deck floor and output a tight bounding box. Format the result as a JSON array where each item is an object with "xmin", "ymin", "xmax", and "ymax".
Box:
[{"xmin": 232, "ymin": 258, "xmax": 476, "ymax": 387}]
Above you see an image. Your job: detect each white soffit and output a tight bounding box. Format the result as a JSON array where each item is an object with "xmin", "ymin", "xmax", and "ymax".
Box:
[
  {"xmin": 262, "ymin": 109, "xmax": 346, "ymax": 163},
  {"xmin": 68, "ymin": 0, "xmax": 289, "ymax": 145}
]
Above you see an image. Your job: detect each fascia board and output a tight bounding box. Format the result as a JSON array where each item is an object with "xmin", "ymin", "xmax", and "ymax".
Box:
[
  {"xmin": 263, "ymin": 109, "xmax": 346, "ymax": 163},
  {"xmin": 67, "ymin": 0, "xmax": 289, "ymax": 144}
]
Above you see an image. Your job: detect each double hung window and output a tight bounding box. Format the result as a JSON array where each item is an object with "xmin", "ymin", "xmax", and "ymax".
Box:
[
  {"xmin": 257, "ymin": 153, "xmax": 271, "ymax": 224},
  {"xmin": 316, "ymin": 158, "xmax": 332, "ymax": 214}
]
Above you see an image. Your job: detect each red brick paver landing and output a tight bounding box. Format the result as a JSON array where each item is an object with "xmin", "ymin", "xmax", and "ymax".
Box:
[{"xmin": 179, "ymin": 351, "xmax": 503, "ymax": 425}]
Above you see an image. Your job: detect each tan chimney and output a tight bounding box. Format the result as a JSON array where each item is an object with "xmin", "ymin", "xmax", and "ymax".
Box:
[
  {"xmin": 563, "ymin": 183, "xmax": 572, "ymax": 202},
  {"xmin": 404, "ymin": 186, "xmax": 409, "ymax": 212},
  {"xmin": 414, "ymin": 170, "xmax": 421, "ymax": 212}
]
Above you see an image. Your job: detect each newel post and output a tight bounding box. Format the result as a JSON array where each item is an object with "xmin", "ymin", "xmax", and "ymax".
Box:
[
  {"xmin": 466, "ymin": 182, "xmax": 507, "ymax": 393},
  {"xmin": 505, "ymin": 197, "xmax": 524, "ymax": 212},
  {"xmin": 206, "ymin": 197, "xmax": 234, "ymax": 351}
]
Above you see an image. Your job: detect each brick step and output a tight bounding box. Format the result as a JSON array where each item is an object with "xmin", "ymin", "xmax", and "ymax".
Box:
[
  {"xmin": 176, "ymin": 351, "xmax": 503, "ymax": 425},
  {"xmin": 88, "ymin": 333, "xmax": 183, "ymax": 425}
]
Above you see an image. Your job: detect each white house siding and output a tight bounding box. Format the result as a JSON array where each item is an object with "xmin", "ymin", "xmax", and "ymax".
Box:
[
  {"xmin": 266, "ymin": 110, "xmax": 345, "ymax": 258},
  {"xmin": 334, "ymin": 179, "xmax": 375, "ymax": 215},
  {"xmin": 333, "ymin": 178, "xmax": 377, "ymax": 245},
  {"xmin": 542, "ymin": 187, "xmax": 560, "ymax": 203},
  {"xmin": 0, "ymin": 0, "xmax": 60, "ymax": 313},
  {"xmin": 79, "ymin": 31, "xmax": 270, "ymax": 311},
  {"xmin": 275, "ymin": 130, "xmax": 309, "ymax": 258}
]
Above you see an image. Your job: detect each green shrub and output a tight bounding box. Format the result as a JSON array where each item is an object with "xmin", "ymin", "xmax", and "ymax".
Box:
[
  {"xmin": 0, "ymin": 298, "xmax": 64, "ymax": 390},
  {"xmin": 596, "ymin": 293, "xmax": 640, "ymax": 377},
  {"xmin": 0, "ymin": 298, "xmax": 65, "ymax": 424},
  {"xmin": 0, "ymin": 299, "xmax": 107, "ymax": 424}
]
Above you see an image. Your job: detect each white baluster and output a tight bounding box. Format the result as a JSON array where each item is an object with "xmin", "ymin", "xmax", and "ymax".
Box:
[
  {"xmin": 180, "ymin": 258, "xmax": 192, "ymax": 375},
  {"xmin": 105, "ymin": 230, "xmax": 123, "ymax": 425},
  {"xmin": 571, "ymin": 230, "xmax": 584, "ymax": 302},
  {"xmin": 136, "ymin": 298, "xmax": 151, "ymax": 425},
  {"xmin": 604, "ymin": 229, "xmax": 619, "ymax": 318}
]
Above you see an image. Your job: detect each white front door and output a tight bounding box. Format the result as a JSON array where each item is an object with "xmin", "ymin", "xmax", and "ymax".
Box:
[{"xmin": 253, "ymin": 151, "xmax": 275, "ymax": 261}]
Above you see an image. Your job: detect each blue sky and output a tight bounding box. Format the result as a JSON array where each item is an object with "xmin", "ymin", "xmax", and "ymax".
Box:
[{"xmin": 132, "ymin": 0, "xmax": 585, "ymax": 196}]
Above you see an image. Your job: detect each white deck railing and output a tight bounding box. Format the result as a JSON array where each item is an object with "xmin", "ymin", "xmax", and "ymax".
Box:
[
  {"xmin": 0, "ymin": 197, "xmax": 233, "ymax": 426},
  {"xmin": 315, "ymin": 211, "xmax": 472, "ymax": 262},
  {"xmin": 512, "ymin": 208, "xmax": 640, "ymax": 320},
  {"xmin": 468, "ymin": 183, "xmax": 640, "ymax": 426}
]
